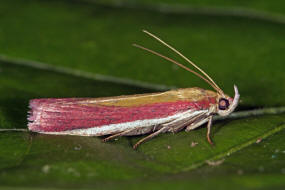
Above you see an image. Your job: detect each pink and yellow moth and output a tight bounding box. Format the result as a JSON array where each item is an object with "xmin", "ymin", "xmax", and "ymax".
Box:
[{"xmin": 11, "ymin": 30, "xmax": 241, "ymax": 149}]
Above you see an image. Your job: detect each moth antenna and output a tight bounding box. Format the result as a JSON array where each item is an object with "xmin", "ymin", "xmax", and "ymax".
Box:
[
  {"xmin": 133, "ymin": 43, "xmax": 222, "ymax": 94},
  {"xmin": 142, "ymin": 30, "xmax": 224, "ymax": 95}
]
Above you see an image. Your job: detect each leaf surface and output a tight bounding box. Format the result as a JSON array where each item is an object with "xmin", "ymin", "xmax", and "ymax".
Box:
[{"xmin": 0, "ymin": 0, "xmax": 285, "ymax": 189}]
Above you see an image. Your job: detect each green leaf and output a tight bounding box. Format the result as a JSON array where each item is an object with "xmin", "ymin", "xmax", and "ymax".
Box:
[
  {"xmin": 92, "ymin": 0, "xmax": 285, "ymax": 16},
  {"xmin": 0, "ymin": 0, "xmax": 285, "ymax": 189}
]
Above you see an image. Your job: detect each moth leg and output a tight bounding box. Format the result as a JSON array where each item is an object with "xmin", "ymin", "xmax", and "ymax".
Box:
[
  {"xmin": 170, "ymin": 118, "xmax": 196, "ymax": 133},
  {"xmin": 171, "ymin": 112, "xmax": 207, "ymax": 133},
  {"xmin": 206, "ymin": 116, "xmax": 213, "ymax": 145},
  {"xmin": 185, "ymin": 117, "xmax": 209, "ymax": 132},
  {"xmin": 133, "ymin": 126, "xmax": 168, "ymax": 149},
  {"xmin": 185, "ymin": 116, "xmax": 214, "ymax": 145},
  {"xmin": 102, "ymin": 128, "xmax": 135, "ymax": 142}
]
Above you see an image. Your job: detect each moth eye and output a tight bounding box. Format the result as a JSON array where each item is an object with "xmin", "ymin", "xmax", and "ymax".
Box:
[{"xmin": 219, "ymin": 98, "xmax": 229, "ymax": 110}]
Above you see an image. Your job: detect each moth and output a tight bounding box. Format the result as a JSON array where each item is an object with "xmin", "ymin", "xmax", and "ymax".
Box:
[{"xmin": 27, "ymin": 30, "xmax": 240, "ymax": 149}]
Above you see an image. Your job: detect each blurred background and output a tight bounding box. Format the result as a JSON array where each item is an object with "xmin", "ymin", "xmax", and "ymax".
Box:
[{"xmin": 0, "ymin": 0, "xmax": 284, "ymax": 189}]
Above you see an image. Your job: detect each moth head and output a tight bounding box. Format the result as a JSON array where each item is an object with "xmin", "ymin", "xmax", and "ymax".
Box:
[
  {"xmin": 217, "ymin": 85, "xmax": 240, "ymax": 116},
  {"xmin": 133, "ymin": 30, "xmax": 240, "ymax": 117}
]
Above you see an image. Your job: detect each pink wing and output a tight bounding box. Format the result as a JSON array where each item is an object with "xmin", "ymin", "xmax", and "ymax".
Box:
[{"xmin": 28, "ymin": 97, "xmax": 216, "ymax": 132}]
